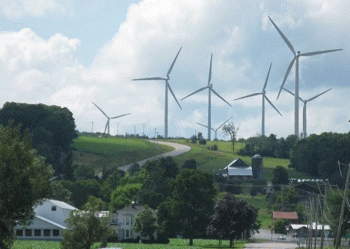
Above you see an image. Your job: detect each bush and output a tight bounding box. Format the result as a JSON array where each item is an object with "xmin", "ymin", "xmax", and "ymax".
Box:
[
  {"xmin": 207, "ymin": 144, "xmax": 218, "ymax": 151},
  {"xmin": 199, "ymin": 138, "xmax": 207, "ymax": 145}
]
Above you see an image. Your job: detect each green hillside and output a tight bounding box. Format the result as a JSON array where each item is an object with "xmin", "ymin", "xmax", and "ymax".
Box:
[{"xmin": 72, "ymin": 136, "xmax": 173, "ymax": 168}]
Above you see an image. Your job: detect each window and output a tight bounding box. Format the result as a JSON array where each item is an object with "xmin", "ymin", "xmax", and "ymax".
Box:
[
  {"xmin": 44, "ymin": 229, "xmax": 50, "ymax": 237},
  {"xmin": 34, "ymin": 229, "xmax": 41, "ymax": 236},
  {"xmin": 25, "ymin": 229, "xmax": 32, "ymax": 237},
  {"xmin": 125, "ymin": 230, "xmax": 129, "ymax": 238},
  {"xmin": 51, "ymin": 206, "xmax": 57, "ymax": 211},
  {"xmin": 126, "ymin": 218, "xmax": 129, "ymax": 225},
  {"xmin": 53, "ymin": 229, "xmax": 59, "ymax": 237},
  {"xmin": 16, "ymin": 229, "xmax": 23, "ymax": 237}
]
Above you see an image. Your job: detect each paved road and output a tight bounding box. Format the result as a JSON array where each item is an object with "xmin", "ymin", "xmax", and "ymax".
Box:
[
  {"xmin": 245, "ymin": 243, "xmax": 298, "ymax": 249},
  {"xmin": 119, "ymin": 140, "xmax": 191, "ymax": 171}
]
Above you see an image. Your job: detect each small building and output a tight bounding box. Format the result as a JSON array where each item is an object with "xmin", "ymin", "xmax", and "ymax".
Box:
[
  {"xmin": 14, "ymin": 199, "xmax": 77, "ymax": 241},
  {"xmin": 110, "ymin": 203, "xmax": 157, "ymax": 241},
  {"xmin": 272, "ymin": 211, "xmax": 299, "ymax": 224},
  {"xmin": 290, "ymin": 223, "xmax": 331, "ymax": 238}
]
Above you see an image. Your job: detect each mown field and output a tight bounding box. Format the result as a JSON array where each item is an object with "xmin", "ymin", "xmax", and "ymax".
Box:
[{"xmin": 13, "ymin": 238, "xmax": 247, "ymax": 249}]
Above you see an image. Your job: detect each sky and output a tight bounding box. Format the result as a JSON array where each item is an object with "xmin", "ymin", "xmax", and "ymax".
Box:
[{"xmin": 0, "ymin": 0, "xmax": 349, "ymax": 140}]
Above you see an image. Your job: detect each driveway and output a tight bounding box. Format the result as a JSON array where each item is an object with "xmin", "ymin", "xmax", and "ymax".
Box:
[
  {"xmin": 119, "ymin": 140, "xmax": 191, "ymax": 171},
  {"xmin": 245, "ymin": 243, "xmax": 298, "ymax": 249}
]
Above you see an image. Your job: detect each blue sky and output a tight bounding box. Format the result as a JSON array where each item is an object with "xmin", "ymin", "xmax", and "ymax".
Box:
[{"xmin": 0, "ymin": 0, "xmax": 349, "ymax": 139}]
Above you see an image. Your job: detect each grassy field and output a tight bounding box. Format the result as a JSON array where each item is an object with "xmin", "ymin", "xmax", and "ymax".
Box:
[
  {"xmin": 72, "ymin": 136, "xmax": 173, "ymax": 168},
  {"xmin": 13, "ymin": 238, "xmax": 247, "ymax": 249}
]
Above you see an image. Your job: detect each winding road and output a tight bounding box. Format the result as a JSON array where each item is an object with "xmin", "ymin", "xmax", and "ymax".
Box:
[{"xmin": 119, "ymin": 140, "xmax": 191, "ymax": 171}]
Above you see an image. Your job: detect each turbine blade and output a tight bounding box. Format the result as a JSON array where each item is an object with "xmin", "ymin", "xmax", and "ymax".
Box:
[
  {"xmin": 234, "ymin": 92, "xmax": 261, "ymax": 101},
  {"xmin": 92, "ymin": 102, "xmax": 108, "ymax": 118},
  {"xmin": 307, "ymin": 88, "xmax": 332, "ymax": 102},
  {"xmin": 300, "ymin": 49, "xmax": 343, "ymax": 57},
  {"xmin": 211, "ymin": 89, "xmax": 232, "ymax": 107},
  {"xmin": 132, "ymin": 77, "xmax": 165, "ymax": 81},
  {"xmin": 110, "ymin": 113, "xmax": 132, "ymax": 119},
  {"xmin": 167, "ymin": 82, "xmax": 182, "ymax": 110},
  {"xmin": 208, "ymin": 54, "xmax": 213, "ymax": 86},
  {"xmin": 268, "ymin": 16, "xmax": 296, "ymax": 55},
  {"xmin": 167, "ymin": 47, "xmax": 182, "ymax": 76},
  {"xmin": 283, "ymin": 87, "xmax": 304, "ymax": 102},
  {"xmin": 181, "ymin": 86, "xmax": 208, "ymax": 100},
  {"xmin": 196, "ymin": 122, "xmax": 208, "ymax": 129},
  {"xmin": 265, "ymin": 96, "xmax": 282, "ymax": 116},
  {"xmin": 217, "ymin": 116, "xmax": 232, "ymax": 130},
  {"xmin": 263, "ymin": 63, "xmax": 272, "ymax": 91},
  {"xmin": 277, "ymin": 57, "xmax": 296, "ymax": 99}
]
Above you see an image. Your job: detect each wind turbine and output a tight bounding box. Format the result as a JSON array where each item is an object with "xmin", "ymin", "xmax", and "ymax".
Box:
[
  {"xmin": 132, "ymin": 47, "xmax": 182, "ymax": 138},
  {"xmin": 181, "ymin": 54, "xmax": 232, "ymax": 140},
  {"xmin": 196, "ymin": 116, "xmax": 232, "ymax": 140},
  {"xmin": 233, "ymin": 63, "xmax": 282, "ymax": 137},
  {"xmin": 283, "ymin": 87, "xmax": 331, "ymax": 138},
  {"xmin": 269, "ymin": 16, "xmax": 342, "ymax": 138},
  {"xmin": 92, "ymin": 102, "xmax": 131, "ymax": 135}
]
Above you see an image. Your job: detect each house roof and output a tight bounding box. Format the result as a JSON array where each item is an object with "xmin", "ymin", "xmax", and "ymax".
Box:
[
  {"xmin": 225, "ymin": 158, "xmax": 249, "ymax": 168},
  {"xmin": 35, "ymin": 215, "xmax": 66, "ymax": 229},
  {"xmin": 48, "ymin": 199, "xmax": 77, "ymax": 210},
  {"xmin": 272, "ymin": 211, "xmax": 298, "ymax": 220},
  {"xmin": 117, "ymin": 204, "xmax": 156, "ymax": 215},
  {"xmin": 291, "ymin": 223, "xmax": 330, "ymax": 230},
  {"xmin": 227, "ymin": 167, "xmax": 252, "ymax": 176}
]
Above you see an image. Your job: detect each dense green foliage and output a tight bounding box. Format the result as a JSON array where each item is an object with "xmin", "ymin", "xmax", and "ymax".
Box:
[
  {"xmin": 165, "ymin": 169, "xmax": 217, "ymax": 246},
  {"xmin": 61, "ymin": 197, "xmax": 110, "ymax": 249},
  {"xmin": 272, "ymin": 166, "xmax": 289, "ymax": 189},
  {"xmin": 290, "ymin": 132, "xmax": 350, "ymax": 184},
  {"xmin": 0, "ymin": 122, "xmax": 52, "ymax": 247},
  {"xmin": 0, "ymin": 102, "xmax": 77, "ymax": 176},
  {"xmin": 133, "ymin": 205, "xmax": 157, "ymax": 241},
  {"xmin": 238, "ymin": 134, "xmax": 298, "ymax": 159},
  {"xmin": 207, "ymin": 193, "xmax": 260, "ymax": 248}
]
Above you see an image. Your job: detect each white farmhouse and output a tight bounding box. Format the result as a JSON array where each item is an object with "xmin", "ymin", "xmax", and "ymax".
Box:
[
  {"xmin": 14, "ymin": 199, "xmax": 77, "ymax": 241},
  {"xmin": 109, "ymin": 203, "xmax": 157, "ymax": 241}
]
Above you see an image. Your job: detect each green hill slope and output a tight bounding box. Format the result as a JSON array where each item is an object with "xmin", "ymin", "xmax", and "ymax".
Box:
[{"xmin": 72, "ymin": 136, "xmax": 173, "ymax": 169}]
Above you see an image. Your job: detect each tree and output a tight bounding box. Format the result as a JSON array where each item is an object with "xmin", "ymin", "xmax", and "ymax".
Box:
[
  {"xmin": 0, "ymin": 122, "xmax": 53, "ymax": 247},
  {"xmin": 207, "ymin": 193, "xmax": 260, "ymax": 248},
  {"xmin": 223, "ymin": 122, "xmax": 238, "ymax": 153},
  {"xmin": 273, "ymin": 219, "xmax": 289, "ymax": 234},
  {"xmin": 182, "ymin": 159, "xmax": 197, "ymax": 169},
  {"xmin": 109, "ymin": 183, "xmax": 142, "ymax": 211},
  {"xmin": 61, "ymin": 196, "xmax": 110, "ymax": 249},
  {"xmin": 271, "ymin": 166, "xmax": 289, "ymax": 189},
  {"xmin": 171, "ymin": 169, "xmax": 217, "ymax": 246},
  {"xmin": 0, "ymin": 102, "xmax": 77, "ymax": 177},
  {"xmin": 133, "ymin": 205, "xmax": 157, "ymax": 242}
]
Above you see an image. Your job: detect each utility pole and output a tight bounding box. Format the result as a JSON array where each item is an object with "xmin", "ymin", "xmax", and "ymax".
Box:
[
  {"xmin": 335, "ymin": 162, "xmax": 350, "ymax": 249},
  {"xmin": 320, "ymin": 188, "xmax": 326, "ymax": 249}
]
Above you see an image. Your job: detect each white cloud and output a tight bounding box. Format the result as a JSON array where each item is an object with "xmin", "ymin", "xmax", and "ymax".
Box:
[{"xmin": 0, "ymin": 0, "xmax": 68, "ymax": 18}]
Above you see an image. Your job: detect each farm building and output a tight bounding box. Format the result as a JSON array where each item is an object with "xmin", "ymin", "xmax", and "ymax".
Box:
[
  {"xmin": 222, "ymin": 155, "xmax": 263, "ymax": 180},
  {"xmin": 14, "ymin": 199, "xmax": 77, "ymax": 241},
  {"xmin": 272, "ymin": 211, "xmax": 299, "ymax": 224}
]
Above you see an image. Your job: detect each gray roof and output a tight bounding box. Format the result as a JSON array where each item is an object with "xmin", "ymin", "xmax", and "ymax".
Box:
[
  {"xmin": 225, "ymin": 158, "xmax": 249, "ymax": 169},
  {"xmin": 49, "ymin": 199, "xmax": 77, "ymax": 210}
]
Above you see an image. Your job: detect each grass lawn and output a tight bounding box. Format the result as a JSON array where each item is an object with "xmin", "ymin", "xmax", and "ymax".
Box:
[
  {"xmin": 73, "ymin": 136, "xmax": 173, "ymax": 168},
  {"xmin": 13, "ymin": 238, "xmax": 247, "ymax": 249}
]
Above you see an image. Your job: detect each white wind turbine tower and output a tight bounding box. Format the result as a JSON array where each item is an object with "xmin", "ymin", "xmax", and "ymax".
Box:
[
  {"xmin": 233, "ymin": 63, "xmax": 282, "ymax": 137},
  {"xmin": 181, "ymin": 54, "xmax": 232, "ymax": 140},
  {"xmin": 283, "ymin": 87, "xmax": 331, "ymax": 138},
  {"xmin": 92, "ymin": 102, "xmax": 131, "ymax": 135},
  {"xmin": 269, "ymin": 16, "xmax": 342, "ymax": 138},
  {"xmin": 196, "ymin": 116, "xmax": 232, "ymax": 140},
  {"xmin": 132, "ymin": 47, "xmax": 182, "ymax": 138}
]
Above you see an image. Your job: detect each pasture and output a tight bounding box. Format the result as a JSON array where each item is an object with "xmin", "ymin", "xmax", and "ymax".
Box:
[{"xmin": 13, "ymin": 238, "xmax": 247, "ymax": 249}]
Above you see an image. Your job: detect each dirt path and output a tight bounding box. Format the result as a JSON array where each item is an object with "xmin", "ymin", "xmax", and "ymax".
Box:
[{"xmin": 119, "ymin": 140, "xmax": 191, "ymax": 171}]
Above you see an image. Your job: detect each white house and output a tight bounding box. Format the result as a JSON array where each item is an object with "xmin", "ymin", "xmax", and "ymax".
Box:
[
  {"xmin": 109, "ymin": 203, "xmax": 157, "ymax": 241},
  {"xmin": 222, "ymin": 158, "xmax": 253, "ymax": 180},
  {"xmin": 14, "ymin": 199, "xmax": 77, "ymax": 241}
]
